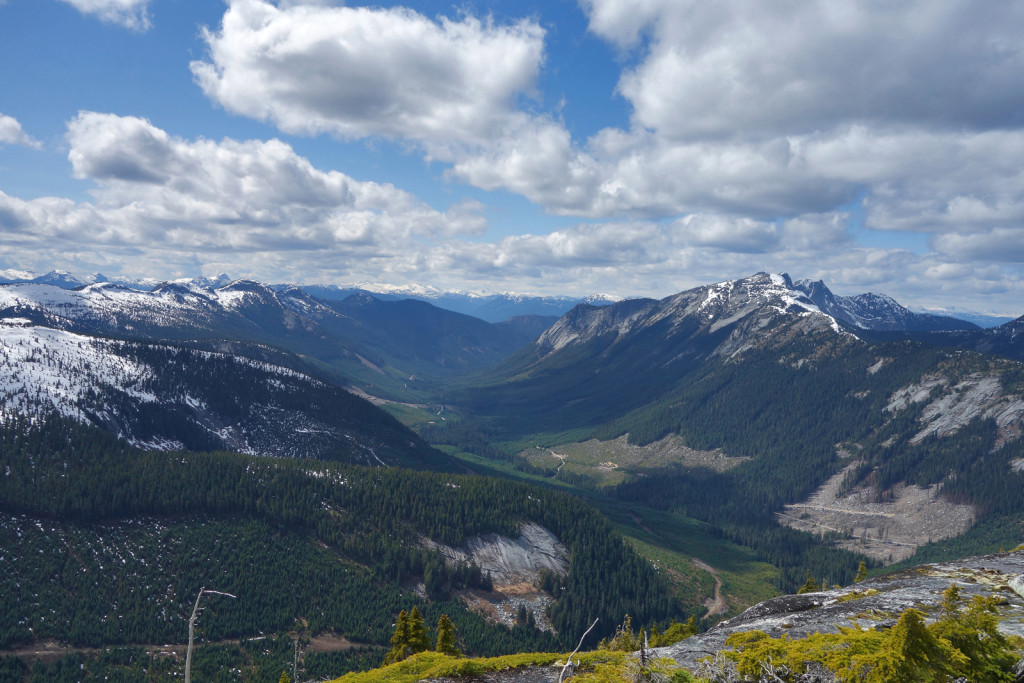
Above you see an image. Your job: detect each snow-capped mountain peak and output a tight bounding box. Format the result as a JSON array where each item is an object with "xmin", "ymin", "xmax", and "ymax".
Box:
[
  {"xmin": 538, "ymin": 272, "xmax": 846, "ymax": 355},
  {"xmin": 793, "ymin": 279, "xmax": 978, "ymax": 332}
]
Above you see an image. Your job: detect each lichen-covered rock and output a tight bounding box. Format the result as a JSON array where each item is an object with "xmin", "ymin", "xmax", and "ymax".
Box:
[{"xmin": 658, "ymin": 549, "xmax": 1024, "ymax": 672}]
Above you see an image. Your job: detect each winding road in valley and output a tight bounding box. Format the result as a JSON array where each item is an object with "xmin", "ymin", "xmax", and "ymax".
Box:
[{"xmin": 692, "ymin": 559, "xmax": 727, "ymax": 617}]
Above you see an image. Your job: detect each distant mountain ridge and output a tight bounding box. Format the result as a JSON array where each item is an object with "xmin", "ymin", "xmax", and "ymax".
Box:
[
  {"xmin": 536, "ymin": 272, "xmax": 846, "ymax": 356},
  {"xmin": 299, "ymin": 282, "xmax": 619, "ymax": 323},
  {"xmin": 793, "ymin": 278, "xmax": 979, "ymax": 332},
  {"xmin": 0, "ymin": 321, "xmax": 449, "ymax": 468},
  {"xmin": 0, "ymin": 269, "xmax": 616, "ymax": 323},
  {"xmin": 0, "ymin": 278, "xmax": 553, "ymax": 402},
  {"xmin": 10, "ymin": 267, "xmax": 1011, "ymax": 328}
]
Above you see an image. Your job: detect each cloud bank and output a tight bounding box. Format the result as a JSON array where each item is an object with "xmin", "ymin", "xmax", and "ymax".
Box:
[
  {"xmin": 0, "ymin": 113, "xmax": 485, "ymax": 280},
  {"xmin": 3, "ymin": 0, "xmax": 1023, "ymax": 312}
]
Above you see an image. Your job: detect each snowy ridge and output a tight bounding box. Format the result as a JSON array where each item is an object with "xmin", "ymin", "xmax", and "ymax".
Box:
[
  {"xmin": 793, "ymin": 279, "xmax": 977, "ymax": 332},
  {"xmin": 538, "ymin": 272, "xmax": 848, "ymax": 355},
  {"xmin": 0, "ymin": 324, "xmax": 158, "ymax": 424},
  {"xmin": 1, "ymin": 268, "xmax": 621, "ymax": 322},
  {"xmin": 0, "ymin": 269, "xmax": 231, "ymax": 292},
  {"xmin": 0, "ymin": 279, "xmax": 338, "ymax": 335},
  {"xmin": 0, "ymin": 322, "xmax": 401, "ymax": 465}
]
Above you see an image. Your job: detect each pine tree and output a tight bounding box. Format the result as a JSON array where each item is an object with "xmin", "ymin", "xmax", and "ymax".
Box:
[
  {"xmin": 797, "ymin": 571, "xmax": 820, "ymax": 594},
  {"xmin": 932, "ymin": 584, "xmax": 1017, "ymax": 681},
  {"xmin": 866, "ymin": 608, "xmax": 962, "ymax": 682},
  {"xmin": 278, "ymin": 672, "xmax": 291, "ymax": 683},
  {"xmin": 384, "ymin": 609, "xmax": 411, "ymax": 664},
  {"xmin": 408, "ymin": 606, "xmax": 430, "ymax": 654},
  {"xmin": 435, "ymin": 614, "xmax": 460, "ymax": 657},
  {"xmin": 854, "ymin": 561, "xmax": 868, "ymax": 583}
]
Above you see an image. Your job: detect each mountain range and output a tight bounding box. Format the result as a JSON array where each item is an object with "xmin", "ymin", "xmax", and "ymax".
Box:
[
  {"xmin": 2, "ymin": 268, "xmax": 1024, "ymax": 679},
  {"xmin": 0, "ymin": 278, "xmax": 550, "ymax": 401},
  {"xmin": 4, "ymin": 267, "xmax": 1016, "ymax": 327},
  {"xmin": 0, "ymin": 268, "xmax": 618, "ymax": 324}
]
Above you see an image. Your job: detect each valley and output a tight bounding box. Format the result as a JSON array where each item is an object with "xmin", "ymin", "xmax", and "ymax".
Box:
[
  {"xmin": 514, "ymin": 434, "xmax": 747, "ymax": 488},
  {"xmin": 1, "ymin": 271, "xmax": 1023, "ymax": 681}
]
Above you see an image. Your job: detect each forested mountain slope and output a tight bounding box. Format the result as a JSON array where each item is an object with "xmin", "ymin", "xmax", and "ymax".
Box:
[
  {"xmin": 441, "ymin": 273, "xmax": 1024, "ymax": 587},
  {"xmin": 0, "ymin": 417, "xmax": 683, "ymax": 678},
  {"xmin": 0, "ymin": 321, "xmax": 448, "ymax": 468}
]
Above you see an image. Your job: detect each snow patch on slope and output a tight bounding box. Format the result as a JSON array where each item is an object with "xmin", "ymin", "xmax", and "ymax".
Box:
[{"xmin": 0, "ymin": 326, "xmax": 157, "ymax": 423}]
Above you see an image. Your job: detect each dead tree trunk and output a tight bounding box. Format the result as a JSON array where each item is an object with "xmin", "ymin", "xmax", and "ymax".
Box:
[{"xmin": 185, "ymin": 587, "xmax": 237, "ymax": 683}]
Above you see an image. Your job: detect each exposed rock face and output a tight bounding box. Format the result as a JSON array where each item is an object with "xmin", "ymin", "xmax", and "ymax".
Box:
[
  {"xmin": 887, "ymin": 372, "xmax": 1024, "ymax": 445},
  {"xmin": 424, "ymin": 522, "xmax": 569, "ymax": 632},
  {"xmin": 657, "ymin": 549, "xmax": 1024, "ymax": 672},
  {"xmin": 425, "ymin": 522, "xmax": 569, "ymax": 586}
]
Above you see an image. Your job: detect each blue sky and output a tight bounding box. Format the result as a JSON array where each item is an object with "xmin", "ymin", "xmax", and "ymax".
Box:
[{"xmin": 1, "ymin": 0, "xmax": 1023, "ymax": 314}]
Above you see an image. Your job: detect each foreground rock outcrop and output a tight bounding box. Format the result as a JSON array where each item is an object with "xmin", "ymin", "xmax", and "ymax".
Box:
[
  {"xmin": 419, "ymin": 548, "xmax": 1024, "ymax": 681},
  {"xmin": 658, "ymin": 548, "xmax": 1024, "ymax": 672}
]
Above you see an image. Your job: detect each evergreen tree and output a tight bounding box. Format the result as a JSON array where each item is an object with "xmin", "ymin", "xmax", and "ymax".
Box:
[
  {"xmin": 278, "ymin": 671, "xmax": 291, "ymax": 683},
  {"xmin": 855, "ymin": 561, "xmax": 868, "ymax": 583},
  {"xmin": 866, "ymin": 608, "xmax": 962, "ymax": 682},
  {"xmin": 407, "ymin": 606, "xmax": 430, "ymax": 655},
  {"xmin": 797, "ymin": 571, "xmax": 820, "ymax": 594},
  {"xmin": 435, "ymin": 614, "xmax": 460, "ymax": 657},
  {"xmin": 651, "ymin": 616, "xmax": 698, "ymax": 646},
  {"xmin": 384, "ymin": 610, "xmax": 411, "ymax": 664},
  {"xmin": 932, "ymin": 584, "xmax": 1017, "ymax": 682}
]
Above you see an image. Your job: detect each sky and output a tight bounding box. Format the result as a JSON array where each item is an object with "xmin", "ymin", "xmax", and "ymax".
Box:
[{"xmin": 1, "ymin": 0, "xmax": 1023, "ymax": 314}]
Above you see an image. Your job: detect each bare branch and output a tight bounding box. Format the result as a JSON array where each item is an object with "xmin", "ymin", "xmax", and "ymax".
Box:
[{"xmin": 558, "ymin": 618, "xmax": 599, "ymax": 682}]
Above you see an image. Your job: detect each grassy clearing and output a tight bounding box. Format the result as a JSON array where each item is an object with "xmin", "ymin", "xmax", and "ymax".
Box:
[
  {"xmin": 513, "ymin": 434, "xmax": 748, "ymax": 491},
  {"xmin": 330, "ymin": 649, "xmax": 628, "ymax": 683},
  {"xmin": 378, "ymin": 402, "xmax": 444, "ymax": 428},
  {"xmin": 601, "ymin": 502, "xmax": 780, "ymax": 613}
]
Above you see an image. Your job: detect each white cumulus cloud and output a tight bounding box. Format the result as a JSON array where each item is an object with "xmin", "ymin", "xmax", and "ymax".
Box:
[
  {"xmin": 0, "ymin": 113, "xmax": 485, "ymax": 279},
  {"xmin": 0, "ymin": 113, "xmax": 41, "ymax": 149},
  {"xmin": 58, "ymin": 0, "xmax": 152, "ymax": 30},
  {"xmin": 583, "ymin": 0, "xmax": 1024, "ymax": 141},
  {"xmin": 191, "ymin": 0, "xmax": 545, "ymax": 147}
]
